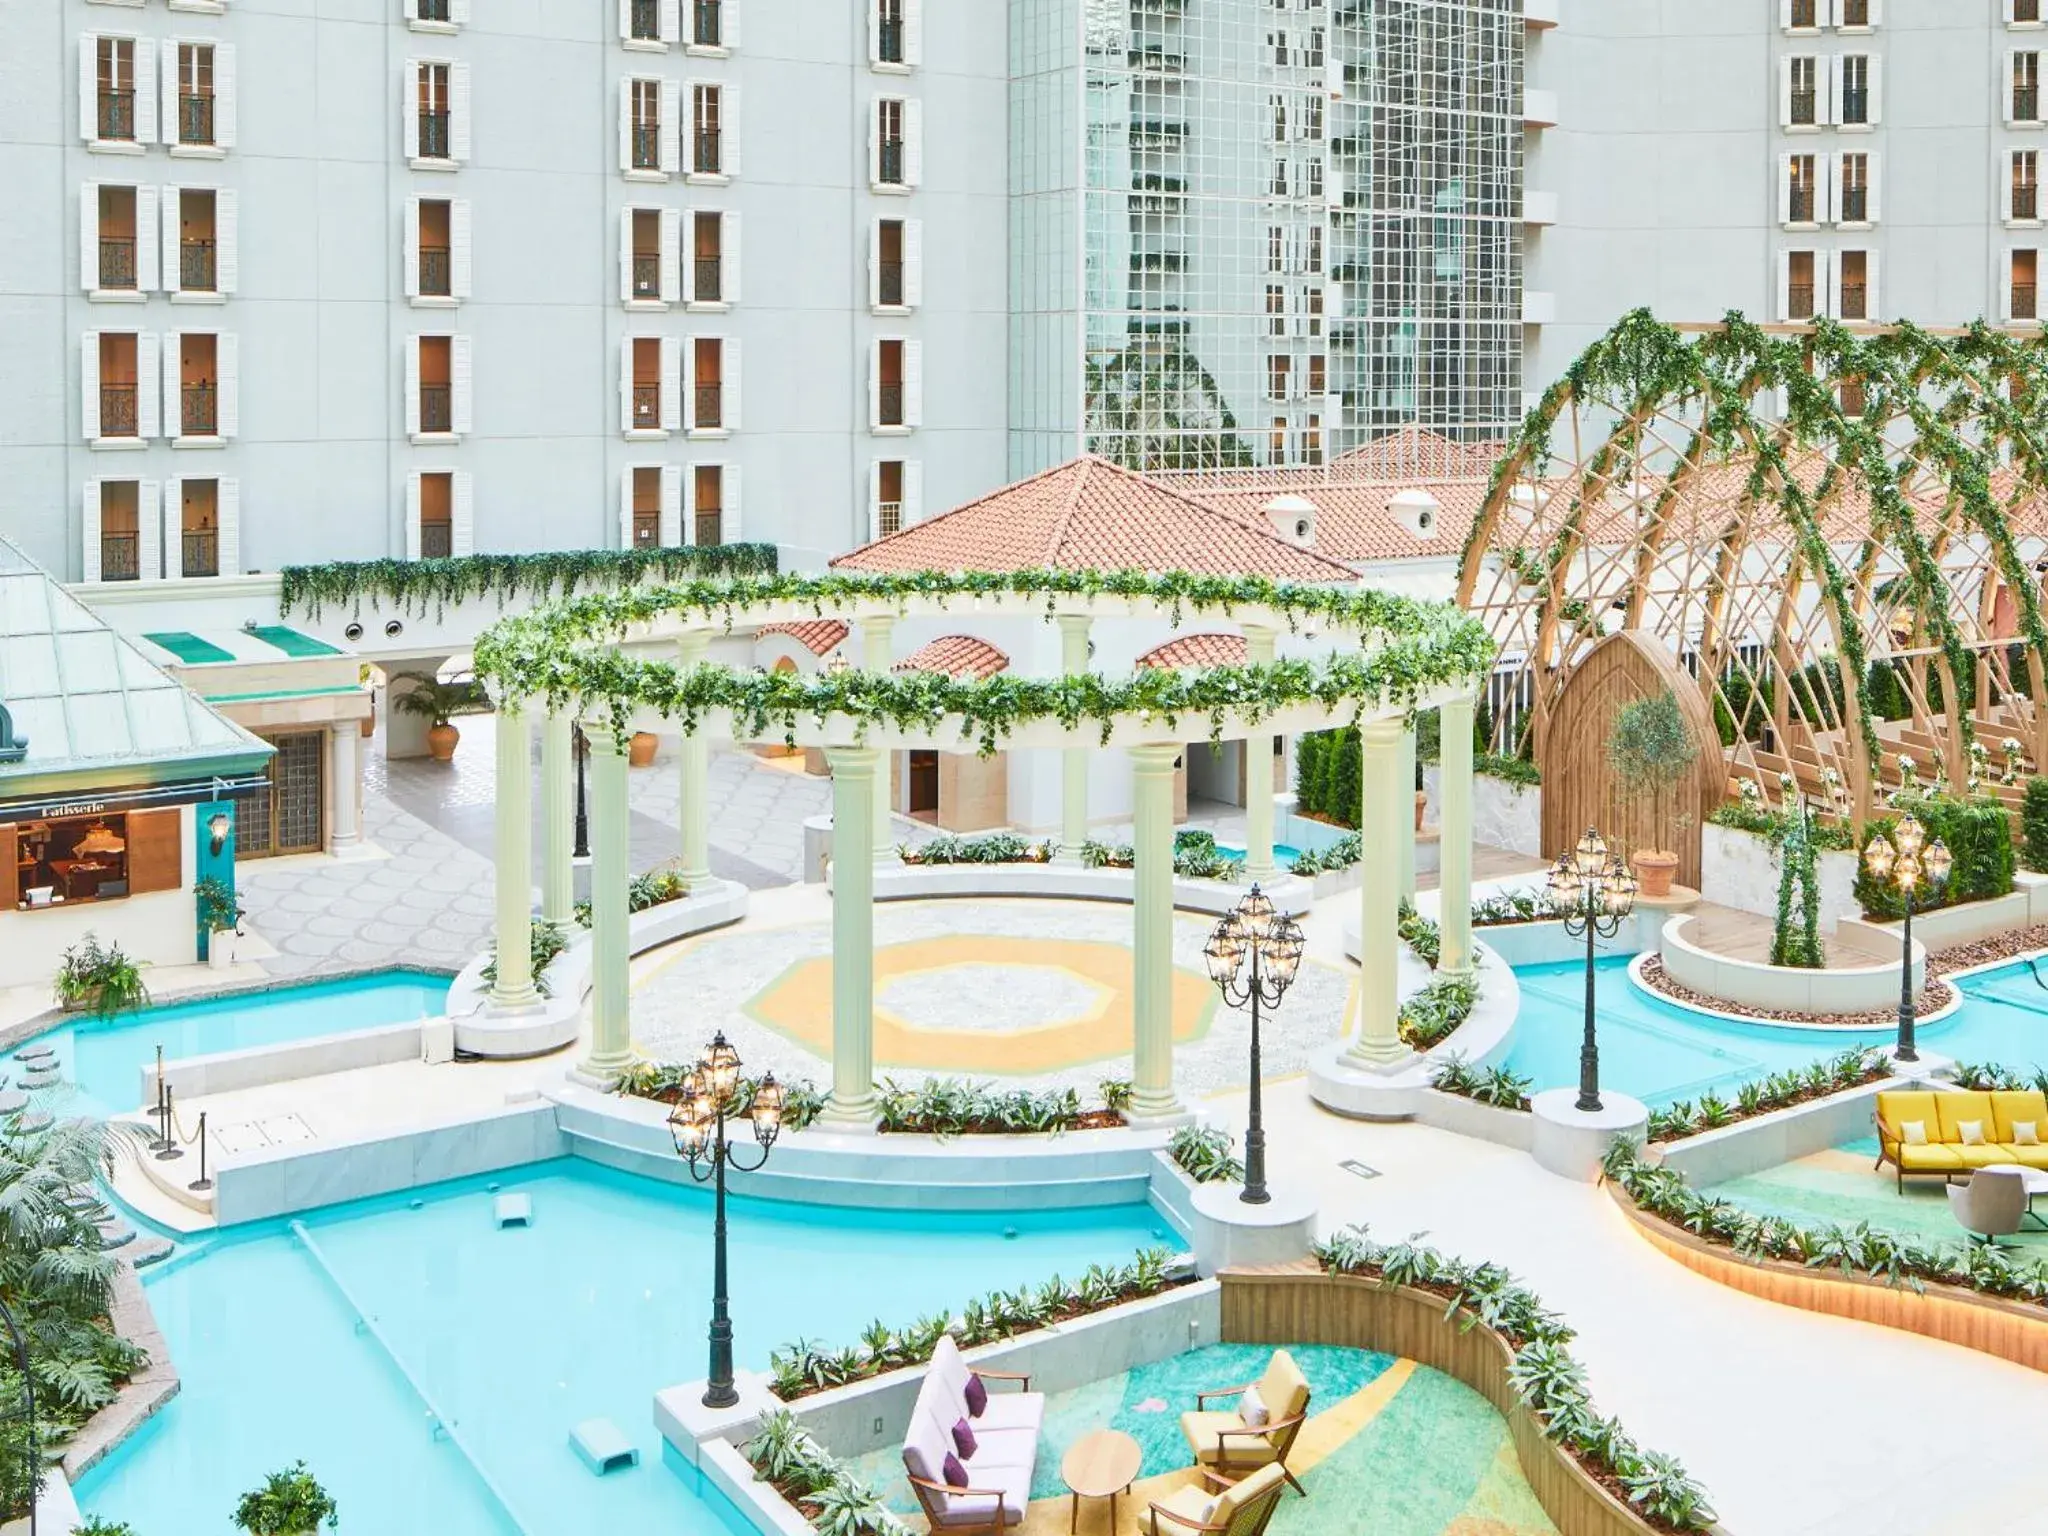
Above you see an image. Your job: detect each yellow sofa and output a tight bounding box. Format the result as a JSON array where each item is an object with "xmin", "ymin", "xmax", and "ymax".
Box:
[{"xmin": 1875, "ymin": 1089, "xmax": 2048, "ymax": 1190}]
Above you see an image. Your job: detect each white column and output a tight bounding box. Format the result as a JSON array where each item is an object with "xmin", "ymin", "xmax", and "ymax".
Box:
[
  {"xmin": 1058, "ymin": 615, "xmax": 1092, "ymax": 859},
  {"xmin": 1346, "ymin": 720, "xmax": 1409, "ymax": 1065},
  {"xmin": 1128, "ymin": 743, "xmax": 1183, "ymax": 1120},
  {"xmin": 1396, "ymin": 723, "xmax": 1419, "ymax": 900},
  {"xmin": 488, "ymin": 703, "xmax": 539, "ymax": 1011},
  {"xmin": 862, "ymin": 616, "xmax": 895, "ymax": 860},
  {"xmin": 540, "ymin": 710, "xmax": 575, "ymax": 935},
  {"xmin": 328, "ymin": 724, "xmax": 361, "ymax": 852},
  {"xmin": 1438, "ymin": 695, "xmax": 1477, "ymax": 981},
  {"xmin": 1241, "ymin": 625, "xmax": 1277, "ymax": 884},
  {"xmin": 822, "ymin": 747, "xmax": 880, "ymax": 1127},
  {"xmin": 578, "ymin": 726, "xmax": 636, "ymax": 1082},
  {"xmin": 677, "ymin": 632, "xmax": 713, "ymax": 887}
]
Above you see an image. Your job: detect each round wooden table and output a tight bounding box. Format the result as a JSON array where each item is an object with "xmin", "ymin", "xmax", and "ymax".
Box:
[{"xmin": 1061, "ymin": 1428, "xmax": 1141, "ymax": 1533}]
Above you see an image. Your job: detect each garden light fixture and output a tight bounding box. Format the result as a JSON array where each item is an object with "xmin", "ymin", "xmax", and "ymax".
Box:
[
  {"xmin": 1863, "ymin": 814, "xmax": 1949, "ymax": 1063},
  {"xmin": 207, "ymin": 810, "xmax": 231, "ymax": 856},
  {"xmin": 1204, "ymin": 884, "xmax": 1304, "ymax": 1205},
  {"xmin": 667, "ymin": 1031, "xmax": 782, "ymax": 1408},
  {"xmin": 1546, "ymin": 828, "xmax": 1637, "ymax": 1113}
]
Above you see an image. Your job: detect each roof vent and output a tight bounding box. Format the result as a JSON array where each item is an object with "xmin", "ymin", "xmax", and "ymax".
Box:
[
  {"xmin": 1262, "ymin": 494, "xmax": 1317, "ymax": 548},
  {"xmin": 1388, "ymin": 488, "xmax": 1442, "ymax": 543}
]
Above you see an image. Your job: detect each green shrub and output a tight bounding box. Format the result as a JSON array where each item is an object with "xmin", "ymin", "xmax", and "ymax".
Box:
[
  {"xmin": 1475, "ymin": 752, "xmax": 1540, "ymax": 787},
  {"xmin": 1169, "ymin": 1124, "xmax": 1244, "ymax": 1184},
  {"xmin": 898, "ymin": 833, "xmax": 1053, "ymax": 866},
  {"xmin": 2023, "ymin": 778, "xmax": 2048, "ymax": 873},
  {"xmin": 52, "ymin": 934, "xmax": 149, "ymax": 1019},
  {"xmin": 478, "ymin": 920, "xmax": 568, "ymax": 995},
  {"xmin": 573, "ymin": 863, "xmax": 690, "ymax": 927},
  {"xmin": 232, "ymin": 1463, "xmax": 337, "ymax": 1535},
  {"xmin": 1292, "ymin": 727, "xmax": 1363, "ymax": 828},
  {"xmin": 1853, "ymin": 794, "xmax": 2016, "ymax": 919}
]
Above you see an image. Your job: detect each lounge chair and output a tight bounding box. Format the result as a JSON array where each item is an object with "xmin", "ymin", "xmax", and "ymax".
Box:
[
  {"xmin": 1149, "ymin": 1463, "xmax": 1288, "ymax": 1535},
  {"xmin": 901, "ymin": 1335, "xmax": 1047, "ymax": 1534},
  {"xmin": 1948, "ymin": 1168, "xmax": 2028, "ymax": 1246},
  {"xmin": 1178, "ymin": 1349, "xmax": 1310, "ymax": 1496}
]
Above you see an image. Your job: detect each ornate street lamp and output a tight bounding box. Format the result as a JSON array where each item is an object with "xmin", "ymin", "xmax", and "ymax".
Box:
[
  {"xmin": 668, "ymin": 1032, "xmax": 783, "ymax": 1408},
  {"xmin": 1545, "ymin": 828, "xmax": 1639, "ymax": 1113},
  {"xmin": 571, "ymin": 722, "xmax": 590, "ymax": 860},
  {"xmin": 1203, "ymin": 884, "xmax": 1305, "ymax": 1206},
  {"xmin": 1861, "ymin": 813, "xmax": 1950, "ymax": 1063}
]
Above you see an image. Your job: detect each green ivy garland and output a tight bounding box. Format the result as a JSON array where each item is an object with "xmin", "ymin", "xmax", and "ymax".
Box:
[
  {"xmin": 472, "ymin": 571, "xmax": 1497, "ymax": 753},
  {"xmin": 277, "ymin": 544, "xmax": 780, "ymax": 621}
]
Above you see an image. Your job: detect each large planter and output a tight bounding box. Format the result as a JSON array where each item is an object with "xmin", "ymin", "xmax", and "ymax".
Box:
[
  {"xmin": 629, "ymin": 731, "xmax": 659, "ymax": 767},
  {"xmin": 426, "ymin": 722, "xmax": 459, "ymax": 762},
  {"xmin": 208, "ymin": 930, "xmax": 234, "ymax": 971},
  {"xmin": 1414, "ymin": 789, "xmax": 1428, "ymax": 832},
  {"xmin": 1631, "ymin": 848, "xmax": 1679, "ymax": 898}
]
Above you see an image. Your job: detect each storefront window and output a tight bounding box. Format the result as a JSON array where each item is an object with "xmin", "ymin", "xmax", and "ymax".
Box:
[{"xmin": 13, "ymin": 815, "xmax": 130, "ymax": 907}]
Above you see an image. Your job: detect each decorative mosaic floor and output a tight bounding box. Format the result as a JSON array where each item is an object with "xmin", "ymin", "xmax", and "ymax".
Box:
[
  {"xmin": 629, "ymin": 901, "xmax": 1352, "ymax": 1092},
  {"xmin": 1705, "ymin": 1134, "xmax": 2048, "ymax": 1258},
  {"xmin": 843, "ymin": 1342, "xmax": 1556, "ymax": 1536}
]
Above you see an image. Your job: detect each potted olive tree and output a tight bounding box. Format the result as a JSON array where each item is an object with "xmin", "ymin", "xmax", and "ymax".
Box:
[
  {"xmin": 194, "ymin": 875, "xmax": 242, "ymax": 970},
  {"xmin": 233, "ymin": 1463, "xmax": 337, "ymax": 1536},
  {"xmin": 390, "ymin": 673, "xmax": 488, "ymax": 763},
  {"xmin": 1606, "ymin": 687, "xmax": 1699, "ymax": 898}
]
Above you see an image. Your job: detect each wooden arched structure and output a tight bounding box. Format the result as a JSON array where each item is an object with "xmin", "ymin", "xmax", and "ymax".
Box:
[{"xmin": 1539, "ymin": 631, "xmax": 1725, "ymax": 891}]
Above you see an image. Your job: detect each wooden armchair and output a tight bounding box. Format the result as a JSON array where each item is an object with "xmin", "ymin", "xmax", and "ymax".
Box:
[
  {"xmin": 1178, "ymin": 1350, "xmax": 1311, "ymax": 1496},
  {"xmin": 1149, "ymin": 1464, "xmax": 1287, "ymax": 1536},
  {"xmin": 906, "ymin": 1470, "xmax": 1018, "ymax": 1535}
]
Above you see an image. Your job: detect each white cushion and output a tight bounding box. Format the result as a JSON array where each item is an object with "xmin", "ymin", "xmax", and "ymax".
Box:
[
  {"xmin": 970, "ymin": 1390, "xmax": 1045, "ymax": 1434},
  {"xmin": 962, "ymin": 1424, "xmax": 1037, "ymax": 1473},
  {"xmin": 928, "ymin": 1461, "xmax": 1030, "ymax": 1527},
  {"xmin": 1900, "ymin": 1119, "xmax": 1928, "ymax": 1146},
  {"xmin": 902, "ymin": 1408, "xmax": 951, "ymax": 1487},
  {"xmin": 1959, "ymin": 1119, "xmax": 1988, "ymax": 1147},
  {"xmin": 927, "ymin": 1337, "xmax": 972, "ymax": 1421},
  {"xmin": 2015, "ymin": 1121, "xmax": 2041, "ymax": 1146},
  {"xmin": 1239, "ymin": 1383, "xmax": 1270, "ymax": 1428}
]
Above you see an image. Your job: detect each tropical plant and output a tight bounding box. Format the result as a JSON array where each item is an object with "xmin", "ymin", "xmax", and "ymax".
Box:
[
  {"xmin": 1644, "ymin": 1047, "xmax": 1885, "ymax": 1142},
  {"xmin": 869, "ymin": 1078, "xmax": 1128, "ymax": 1137},
  {"xmin": 1475, "ymin": 752, "xmax": 1541, "ymax": 787},
  {"xmin": 477, "ymin": 920, "xmax": 568, "ymax": 997},
  {"xmin": 389, "ymin": 672, "xmax": 490, "ymax": 728},
  {"xmin": 1428, "ymin": 1056, "xmax": 1533, "ymax": 1111},
  {"xmin": 71, "ymin": 1520, "xmax": 140, "ymax": 1535},
  {"xmin": 51, "ymin": 934, "xmax": 149, "ymax": 1019},
  {"xmin": 193, "ymin": 875, "xmax": 241, "ymax": 935},
  {"xmin": 231, "ymin": 1463, "xmax": 338, "ymax": 1534},
  {"xmin": 1078, "ymin": 839, "xmax": 1244, "ymax": 882},
  {"xmin": 1397, "ymin": 900, "xmax": 1441, "ymax": 967},
  {"xmin": 1398, "ymin": 975, "xmax": 1479, "ymax": 1051},
  {"xmin": 1097, "ymin": 1077, "xmax": 1134, "ymax": 1114},
  {"xmin": 1606, "ymin": 689, "xmax": 1699, "ymax": 858},
  {"xmin": 573, "ymin": 863, "xmax": 690, "ymax": 927},
  {"xmin": 898, "ymin": 833, "xmax": 1055, "ymax": 866},
  {"xmin": 1168, "ymin": 1124, "xmax": 1244, "ymax": 1183},
  {"xmin": 279, "ymin": 544, "xmax": 779, "ymax": 621}
]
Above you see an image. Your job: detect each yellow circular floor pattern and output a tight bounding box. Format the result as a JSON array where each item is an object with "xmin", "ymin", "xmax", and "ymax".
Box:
[{"xmin": 745, "ymin": 934, "xmax": 1220, "ymax": 1074}]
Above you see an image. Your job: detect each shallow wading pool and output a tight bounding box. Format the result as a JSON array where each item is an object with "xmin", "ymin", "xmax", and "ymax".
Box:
[{"xmin": 74, "ymin": 1160, "xmax": 1174, "ymax": 1535}]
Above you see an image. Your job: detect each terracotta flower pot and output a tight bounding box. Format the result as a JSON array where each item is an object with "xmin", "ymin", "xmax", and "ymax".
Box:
[
  {"xmin": 1414, "ymin": 790, "xmax": 1429, "ymax": 832},
  {"xmin": 629, "ymin": 731, "xmax": 659, "ymax": 767},
  {"xmin": 426, "ymin": 722, "xmax": 459, "ymax": 762},
  {"xmin": 359, "ymin": 708, "xmax": 376, "ymax": 739},
  {"xmin": 1631, "ymin": 849, "xmax": 1680, "ymax": 899}
]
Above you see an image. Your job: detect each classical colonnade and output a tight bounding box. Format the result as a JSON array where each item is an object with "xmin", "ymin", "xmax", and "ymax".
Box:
[{"xmin": 479, "ymin": 618, "xmax": 1480, "ymax": 1120}]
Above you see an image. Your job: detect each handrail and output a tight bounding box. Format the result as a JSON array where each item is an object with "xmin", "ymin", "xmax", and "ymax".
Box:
[{"xmin": 288, "ymin": 1219, "xmax": 538, "ymax": 1534}]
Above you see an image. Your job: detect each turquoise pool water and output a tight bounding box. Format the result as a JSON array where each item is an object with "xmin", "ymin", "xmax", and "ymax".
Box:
[
  {"xmin": 17, "ymin": 970, "xmax": 448, "ymax": 1115},
  {"xmin": 75, "ymin": 1161, "xmax": 1174, "ymax": 1536},
  {"xmin": 1496, "ymin": 957, "xmax": 2048, "ymax": 1106},
  {"xmin": 1216, "ymin": 843, "xmax": 1303, "ymax": 867}
]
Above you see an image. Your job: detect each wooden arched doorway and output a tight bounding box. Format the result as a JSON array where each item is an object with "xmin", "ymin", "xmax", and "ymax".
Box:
[{"xmin": 1537, "ymin": 630, "xmax": 1724, "ymax": 891}]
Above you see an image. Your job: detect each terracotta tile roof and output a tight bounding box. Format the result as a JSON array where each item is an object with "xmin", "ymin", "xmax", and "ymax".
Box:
[
  {"xmin": 1332, "ymin": 426, "xmax": 1505, "ymax": 479},
  {"xmin": 830, "ymin": 456, "xmax": 1360, "ymax": 583},
  {"xmin": 1179, "ymin": 476, "xmax": 1487, "ymax": 565},
  {"xmin": 892, "ymin": 634, "xmax": 1010, "ymax": 680},
  {"xmin": 1136, "ymin": 633, "xmax": 1248, "ymax": 670},
  {"xmin": 757, "ymin": 620, "xmax": 849, "ymax": 656}
]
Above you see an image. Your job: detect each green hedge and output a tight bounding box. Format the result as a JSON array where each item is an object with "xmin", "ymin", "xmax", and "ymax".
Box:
[
  {"xmin": 1293, "ymin": 728, "xmax": 1362, "ymax": 828},
  {"xmin": 1853, "ymin": 795, "xmax": 2016, "ymax": 919},
  {"xmin": 2025, "ymin": 778, "xmax": 2048, "ymax": 874}
]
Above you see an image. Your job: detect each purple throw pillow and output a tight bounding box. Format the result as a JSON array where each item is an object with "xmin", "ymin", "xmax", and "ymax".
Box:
[
  {"xmin": 964, "ymin": 1373, "xmax": 988, "ymax": 1418},
  {"xmin": 951, "ymin": 1417, "xmax": 978, "ymax": 1459},
  {"xmin": 942, "ymin": 1452, "xmax": 970, "ymax": 1490}
]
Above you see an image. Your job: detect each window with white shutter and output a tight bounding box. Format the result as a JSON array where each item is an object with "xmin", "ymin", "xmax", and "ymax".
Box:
[
  {"xmin": 1781, "ymin": 55, "xmax": 1820, "ymax": 128},
  {"xmin": 217, "ymin": 478, "xmax": 241, "ymax": 576},
  {"xmin": 451, "ymin": 334, "xmax": 473, "ymax": 435},
  {"xmin": 660, "ymin": 464, "xmax": 683, "ymax": 544},
  {"xmin": 2012, "ymin": 0, "xmax": 2046, "ymax": 29},
  {"xmin": 661, "ymin": 207, "xmax": 683, "ymax": 304},
  {"xmin": 724, "ymin": 339, "xmax": 742, "ymax": 430},
  {"xmin": 2014, "ymin": 149, "xmax": 2042, "ymax": 223},
  {"xmin": 83, "ymin": 35, "xmax": 154, "ymax": 148},
  {"xmin": 81, "ymin": 481, "xmax": 103, "ymax": 584},
  {"xmin": 904, "ymin": 99, "xmax": 923, "ymax": 188},
  {"xmin": 449, "ymin": 198, "xmax": 472, "ymax": 299},
  {"xmin": 450, "ymin": 471, "xmax": 474, "ymax": 556},
  {"xmin": 217, "ymin": 333, "xmax": 239, "ymax": 438},
  {"xmin": 162, "ymin": 476, "xmax": 183, "ymax": 580},
  {"xmin": 2011, "ymin": 248, "xmax": 2041, "ymax": 323},
  {"xmin": 903, "ymin": 219, "xmax": 923, "ymax": 308},
  {"xmin": 2013, "ymin": 51, "xmax": 2044, "ymax": 125},
  {"xmin": 661, "ymin": 336, "xmax": 684, "ymax": 432},
  {"xmin": 721, "ymin": 211, "xmax": 742, "ymax": 305},
  {"xmin": 450, "ymin": 61, "xmax": 472, "ymax": 162},
  {"xmin": 407, "ymin": 472, "xmax": 424, "ymax": 560},
  {"xmin": 721, "ymin": 465, "xmax": 744, "ymax": 543}
]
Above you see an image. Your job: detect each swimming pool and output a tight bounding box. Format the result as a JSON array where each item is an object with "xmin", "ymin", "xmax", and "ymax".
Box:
[
  {"xmin": 1216, "ymin": 843, "xmax": 1303, "ymax": 868},
  {"xmin": 1495, "ymin": 957, "xmax": 2048, "ymax": 1106},
  {"xmin": 74, "ymin": 1160, "xmax": 1175, "ymax": 1536},
  {"xmin": 16, "ymin": 970, "xmax": 448, "ymax": 1116}
]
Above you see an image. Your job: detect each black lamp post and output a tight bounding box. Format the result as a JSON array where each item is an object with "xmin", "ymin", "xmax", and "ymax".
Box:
[
  {"xmin": 1202, "ymin": 885, "xmax": 1304, "ymax": 1206},
  {"xmin": 1545, "ymin": 828, "xmax": 1638, "ymax": 1114},
  {"xmin": 0, "ymin": 1295, "xmax": 35, "ymax": 1536},
  {"xmin": 572, "ymin": 723, "xmax": 590, "ymax": 860},
  {"xmin": 668, "ymin": 1033, "xmax": 783, "ymax": 1409},
  {"xmin": 1861, "ymin": 812, "xmax": 1950, "ymax": 1063}
]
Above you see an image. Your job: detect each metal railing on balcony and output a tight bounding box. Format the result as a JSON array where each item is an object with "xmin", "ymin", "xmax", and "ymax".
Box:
[
  {"xmin": 1788, "ymin": 0, "xmax": 1818, "ymax": 23},
  {"xmin": 2021, "ymin": 0, "xmax": 2044, "ymax": 21},
  {"xmin": 694, "ymin": 0, "xmax": 721, "ymax": 47},
  {"xmin": 632, "ymin": 254, "xmax": 660, "ymax": 300},
  {"xmin": 179, "ymin": 94, "xmax": 214, "ymax": 145},
  {"xmin": 419, "ymin": 110, "xmax": 451, "ymax": 160},
  {"xmin": 694, "ymin": 384, "xmax": 723, "ymax": 429},
  {"xmin": 99, "ymin": 385, "xmax": 137, "ymax": 437},
  {"xmin": 630, "ymin": 0, "xmax": 659, "ymax": 40},
  {"xmin": 420, "ymin": 243, "xmax": 451, "ymax": 296},
  {"xmin": 877, "ymin": 500, "xmax": 903, "ymax": 537},
  {"xmin": 1838, "ymin": 281, "xmax": 1868, "ymax": 320},
  {"xmin": 420, "ymin": 521, "xmax": 453, "ymax": 558},
  {"xmin": 1789, "ymin": 187, "xmax": 1815, "ymax": 223},
  {"xmin": 2017, "ymin": 186, "xmax": 2040, "ymax": 222},
  {"xmin": 694, "ymin": 512, "xmax": 723, "ymax": 547},
  {"xmin": 878, "ymin": 260, "xmax": 904, "ymax": 307},
  {"xmin": 1788, "ymin": 282, "xmax": 1816, "ymax": 320},
  {"xmin": 181, "ymin": 240, "xmax": 216, "ymax": 292},
  {"xmin": 98, "ymin": 238, "xmax": 136, "ymax": 290},
  {"xmin": 632, "ymin": 124, "xmax": 660, "ymax": 171},
  {"xmin": 877, "ymin": 381, "xmax": 904, "ymax": 426},
  {"xmin": 2019, "ymin": 87, "xmax": 2041, "ymax": 124},
  {"xmin": 100, "ymin": 532, "xmax": 139, "ymax": 581},
  {"xmin": 632, "ymin": 511, "xmax": 661, "ymax": 548},
  {"xmin": 420, "ymin": 383, "xmax": 453, "ymax": 433},
  {"xmin": 1840, "ymin": 187, "xmax": 1868, "ymax": 222},
  {"xmin": 878, "ymin": 140, "xmax": 904, "ymax": 185},
  {"xmin": 693, "ymin": 257, "xmax": 721, "ymax": 303},
  {"xmin": 419, "ymin": 0, "xmax": 451, "ymax": 19},
  {"xmin": 2015, "ymin": 282, "xmax": 2040, "ymax": 322},
  {"xmin": 1840, "ymin": 0, "xmax": 1869, "ymax": 23},
  {"xmin": 877, "ymin": 15, "xmax": 904, "ymax": 62},
  {"xmin": 1789, "ymin": 89, "xmax": 1816, "ymax": 127},
  {"xmin": 98, "ymin": 90, "xmax": 134, "ymax": 141},
  {"xmin": 633, "ymin": 384, "xmax": 661, "ymax": 430},
  {"xmin": 182, "ymin": 383, "xmax": 217, "ymax": 436},
  {"xmin": 1839, "ymin": 88, "xmax": 1869, "ymax": 125},
  {"xmin": 694, "ymin": 131, "xmax": 722, "ymax": 175},
  {"xmin": 183, "ymin": 531, "xmax": 219, "ymax": 578}
]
